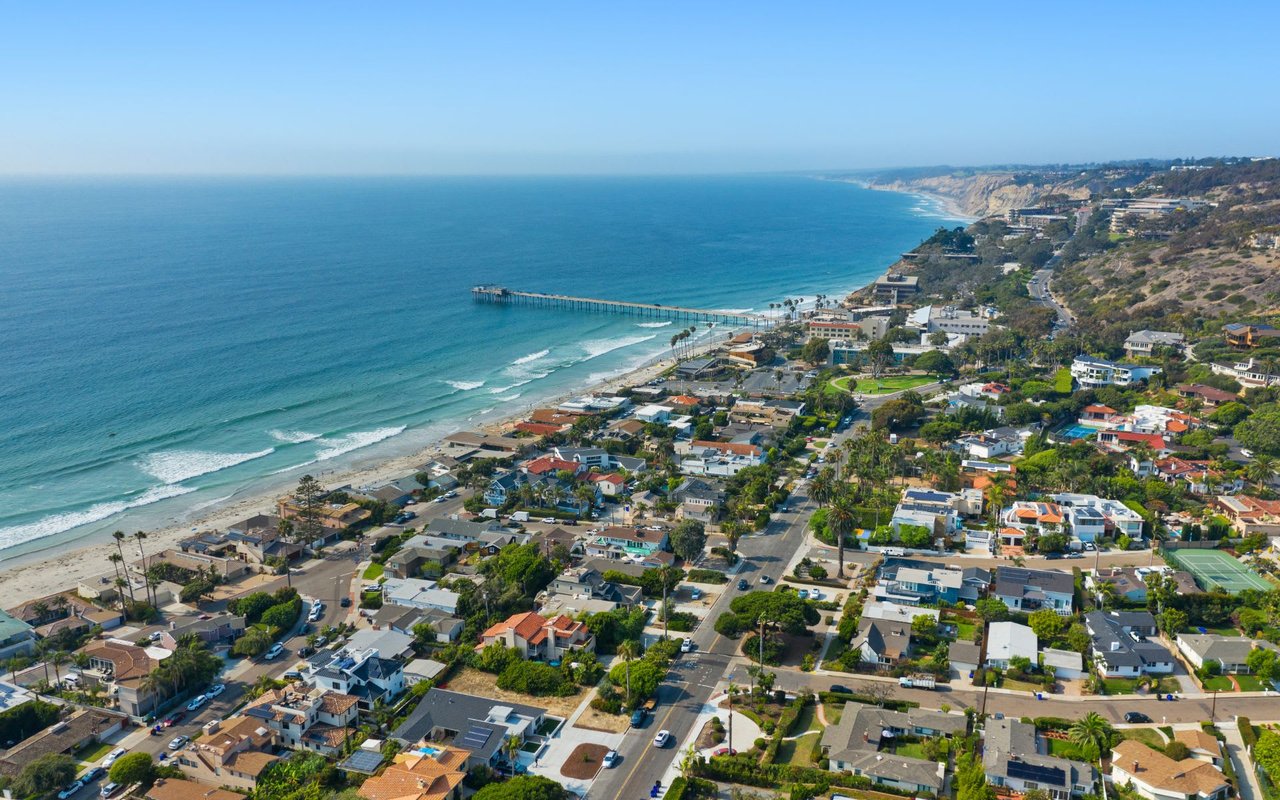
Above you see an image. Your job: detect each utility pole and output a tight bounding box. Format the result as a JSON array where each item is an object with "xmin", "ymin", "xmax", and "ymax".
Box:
[
  {"xmin": 1211, "ymin": 690, "xmax": 1219, "ymax": 722},
  {"xmin": 662, "ymin": 578, "xmax": 669, "ymax": 640}
]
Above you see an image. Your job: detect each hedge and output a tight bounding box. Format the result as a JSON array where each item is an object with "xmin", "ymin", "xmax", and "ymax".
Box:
[
  {"xmin": 1239, "ymin": 716, "xmax": 1258, "ymax": 749},
  {"xmin": 820, "ymin": 690, "xmax": 918, "ymax": 712},
  {"xmin": 686, "ymin": 569, "xmax": 728, "ymax": 584}
]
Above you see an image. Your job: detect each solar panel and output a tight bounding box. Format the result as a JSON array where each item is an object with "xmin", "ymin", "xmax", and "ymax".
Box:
[
  {"xmin": 338, "ymin": 750, "xmax": 385, "ymax": 774},
  {"xmin": 460, "ymin": 724, "xmax": 494, "ymax": 750},
  {"xmin": 1007, "ymin": 761, "xmax": 1065, "ymax": 785}
]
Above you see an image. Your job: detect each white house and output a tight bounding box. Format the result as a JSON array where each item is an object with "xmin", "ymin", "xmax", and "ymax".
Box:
[
  {"xmin": 985, "ymin": 622, "xmax": 1037, "ymax": 668},
  {"xmin": 380, "ymin": 578, "xmax": 460, "ymax": 615},
  {"xmin": 1071, "ymin": 356, "xmax": 1161, "ymax": 389}
]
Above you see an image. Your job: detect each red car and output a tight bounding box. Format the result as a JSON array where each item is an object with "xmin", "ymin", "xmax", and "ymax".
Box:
[
  {"xmin": 162, "ymin": 711, "xmax": 186, "ymax": 727},
  {"xmin": 712, "ymin": 748, "xmax": 737, "ymax": 757}
]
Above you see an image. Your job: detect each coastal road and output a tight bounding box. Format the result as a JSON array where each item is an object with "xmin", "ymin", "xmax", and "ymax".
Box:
[{"xmin": 1029, "ymin": 268, "xmax": 1073, "ymax": 332}]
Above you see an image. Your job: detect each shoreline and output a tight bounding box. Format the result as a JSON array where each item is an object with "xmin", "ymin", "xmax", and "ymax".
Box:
[{"xmin": 824, "ymin": 176, "xmax": 977, "ymax": 222}]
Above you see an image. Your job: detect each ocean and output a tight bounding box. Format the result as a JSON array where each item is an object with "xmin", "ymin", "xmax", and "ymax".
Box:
[{"xmin": 0, "ymin": 175, "xmax": 961, "ymax": 562}]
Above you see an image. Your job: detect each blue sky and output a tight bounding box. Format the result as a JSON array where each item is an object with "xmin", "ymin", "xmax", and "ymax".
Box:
[{"xmin": 3, "ymin": 2, "xmax": 1277, "ymax": 174}]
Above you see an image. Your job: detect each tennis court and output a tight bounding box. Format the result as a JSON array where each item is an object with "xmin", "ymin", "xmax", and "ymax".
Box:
[
  {"xmin": 1056, "ymin": 424, "xmax": 1097, "ymax": 441},
  {"xmin": 1163, "ymin": 548, "xmax": 1271, "ymax": 594}
]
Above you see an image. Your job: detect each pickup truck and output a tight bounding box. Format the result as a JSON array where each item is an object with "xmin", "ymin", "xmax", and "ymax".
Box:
[{"xmin": 898, "ymin": 674, "xmax": 936, "ymax": 690}]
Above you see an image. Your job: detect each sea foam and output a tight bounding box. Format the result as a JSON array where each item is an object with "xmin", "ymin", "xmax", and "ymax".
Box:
[
  {"xmin": 446, "ymin": 380, "xmax": 485, "ymax": 391},
  {"xmin": 581, "ymin": 334, "xmax": 657, "ymax": 360},
  {"xmin": 268, "ymin": 429, "xmax": 321, "ymax": 444},
  {"xmin": 636, "ymin": 321, "xmax": 673, "ymax": 328},
  {"xmin": 314, "ymin": 426, "xmax": 406, "ymax": 462},
  {"xmin": 0, "ymin": 484, "xmax": 198, "ymax": 550},
  {"xmin": 139, "ymin": 448, "xmax": 275, "ymax": 484},
  {"xmin": 511, "ymin": 349, "xmax": 551, "ymax": 365}
]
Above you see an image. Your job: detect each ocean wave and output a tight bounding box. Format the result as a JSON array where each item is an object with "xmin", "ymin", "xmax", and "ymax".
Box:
[
  {"xmin": 139, "ymin": 448, "xmax": 275, "ymax": 484},
  {"xmin": 446, "ymin": 379, "xmax": 485, "ymax": 391},
  {"xmin": 314, "ymin": 426, "xmax": 406, "ymax": 462},
  {"xmin": 0, "ymin": 484, "xmax": 198, "ymax": 551},
  {"xmin": 488, "ymin": 379, "xmax": 533, "ymax": 394},
  {"xmin": 268, "ymin": 429, "xmax": 321, "ymax": 444},
  {"xmin": 511, "ymin": 349, "xmax": 551, "ymax": 365},
  {"xmin": 494, "ymin": 393, "xmax": 522, "ymax": 401},
  {"xmin": 636, "ymin": 321, "xmax": 673, "ymax": 328},
  {"xmin": 581, "ymin": 334, "xmax": 657, "ymax": 360}
]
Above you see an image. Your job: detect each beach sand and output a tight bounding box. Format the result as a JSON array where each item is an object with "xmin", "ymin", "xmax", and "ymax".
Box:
[{"xmin": 0, "ymin": 337, "xmax": 720, "ymax": 606}]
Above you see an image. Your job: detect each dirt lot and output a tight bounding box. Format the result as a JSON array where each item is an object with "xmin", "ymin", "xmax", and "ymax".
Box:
[
  {"xmin": 561, "ymin": 743, "xmax": 610, "ymax": 779},
  {"xmin": 439, "ymin": 667, "xmax": 587, "ymax": 719},
  {"xmin": 575, "ymin": 704, "xmax": 631, "ymax": 733}
]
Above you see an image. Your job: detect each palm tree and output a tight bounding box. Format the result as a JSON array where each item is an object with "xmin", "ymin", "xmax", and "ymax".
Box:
[
  {"xmin": 503, "ymin": 735, "xmax": 522, "ymax": 772},
  {"xmin": 828, "ymin": 490, "xmax": 856, "ymax": 579},
  {"xmin": 134, "ymin": 531, "xmax": 153, "ymax": 606},
  {"xmin": 1248, "ymin": 455, "xmax": 1277, "ymax": 488},
  {"xmin": 139, "ymin": 671, "xmax": 168, "ymax": 717},
  {"xmin": 1068, "ymin": 711, "xmax": 1113, "ymax": 800},
  {"xmin": 678, "ymin": 745, "xmax": 698, "ymax": 779},
  {"xmin": 617, "ymin": 640, "xmax": 636, "ymax": 704},
  {"xmin": 50, "ymin": 651, "xmax": 68, "ymax": 685},
  {"xmin": 809, "ymin": 468, "xmax": 835, "ymax": 510},
  {"xmin": 726, "ymin": 682, "xmax": 739, "ymax": 753},
  {"xmin": 111, "ymin": 531, "xmax": 136, "ymax": 606}
]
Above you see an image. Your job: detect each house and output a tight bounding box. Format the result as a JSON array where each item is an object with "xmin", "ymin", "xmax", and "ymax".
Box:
[
  {"xmin": 426, "ymin": 516, "xmax": 507, "ymax": 544},
  {"xmin": 585, "ymin": 525, "xmax": 669, "ymax": 558},
  {"xmin": 1125, "ymin": 330, "xmax": 1186, "ymax": 358},
  {"xmin": 956, "ymin": 432, "xmax": 1018, "ymax": 459},
  {"xmin": 522, "ymin": 456, "xmax": 584, "ymax": 477},
  {"xmin": 182, "ymin": 514, "xmax": 304, "ymax": 569},
  {"xmin": 276, "ymin": 495, "xmax": 371, "ymax": 531},
  {"xmin": 836, "ymin": 751, "xmax": 946, "ymax": 795},
  {"xmin": 1000, "ymin": 502, "xmax": 1066, "ymax": 548},
  {"xmin": 146, "ymin": 779, "xmax": 243, "ymax": 800},
  {"xmin": 820, "ymin": 704, "xmax": 959, "ymax": 793},
  {"xmin": 993, "ymin": 567, "xmax": 1075, "ymax": 616},
  {"xmin": 1110, "ymin": 739, "xmax": 1229, "ymax": 800},
  {"xmin": 159, "ymin": 614, "xmax": 247, "ymax": 649},
  {"xmin": 872, "ymin": 272, "xmax": 920, "ymax": 303},
  {"xmin": 1050, "ymin": 493, "xmax": 1146, "ymax": 542},
  {"xmin": 1174, "ymin": 729, "xmax": 1223, "ymax": 768},
  {"xmin": 985, "ymin": 622, "xmax": 1037, "ymax": 668},
  {"xmin": 484, "ymin": 470, "xmax": 595, "ymax": 514},
  {"xmin": 6, "ymin": 595, "xmax": 117, "ymax": 647},
  {"xmin": 358, "ymin": 746, "xmax": 469, "ymax": 800},
  {"xmin": 1080, "ymin": 404, "xmax": 1118, "ymax": 426},
  {"xmin": 82, "ymin": 638, "xmax": 170, "ymax": 718},
  {"xmin": 1176, "ymin": 384, "xmax": 1238, "ymax": 408},
  {"xmin": 875, "ymin": 560, "xmax": 988, "ymax": 606},
  {"xmin": 384, "ymin": 535, "xmax": 463, "ymax": 579},
  {"xmin": 175, "ymin": 715, "xmax": 279, "ymax": 790},
  {"xmin": 1214, "ymin": 494, "xmax": 1280, "ymax": 536},
  {"xmin": 301, "ymin": 646, "xmax": 405, "ymax": 713},
  {"xmin": 851, "ymin": 618, "xmax": 912, "ymax": 666},
  {"xmin": 545, "ymin": 566, "xmax": 643, "ymax": 608},
  {"xmin": 391, "ymin": 688, "xmax": 548, "ymax": 770},
  {"xmin": 891, "ymin": 487, "xmax": 965, "ymax": 535},
  {"xmin": 1040, "ymin": 648, "xmax": 1086, "ymax": 680},
  {"xmin": 346, "ymin": 628, "xmax": 416, "ymax": 662},
  {"xmin": 479, "ymin": 610, "xmax": 594, "ymax": 661},
  {"xmin": 379, "ymin": 578, "xmax": 460, "ymax": 616},
  {"xmin": 1085, "ymin": 611, "xmax": 1173, "ymax": 678},
  {"xmin": 375, "ymin": 605, "xmax": 463, "ymax": 644},
  {"xmin": 1096, "ymin": 430, "xmax": 1172, "ymax": 459},
  {"xmin": 984, "ymin": 718, "xmax": 1096, "ymax": 800},
  {"xmin": 1223, "ymin": 323, "xmax": 1280, "ymax": 348},
  {"xmin": 1210, "ymin": 357, "xmax": 1280, "ymax": 389},
  {"xmin": 243, "ymin": 683, "xmax": 360, "ymax": 756},
  {"xmin": 1176, "ymin": 633, "xmax": 1262, "ymax": 674},
  {"xmin": 859, "ymin": 601, "xmax": 939, "ymax": 625},
  {"xmin": 1070, "ymin": 356, "xmax": 1161, "ymax": 389},
  {"xmin": 589, "ymin": 472, "xmax": 627, "ymax": 497},
  {"xmin": 0, "ymin": 708, "xmax": 125, "ymax": 778},
  {"xmin": 1154, "ymin": 458, "xmax": 1242, "ymax": 496},
  {"xmin": 553, "ymin": 446, "xmax": 613, "ymax": 469},
  {"xmin": 671, "ymin": 477, "xmax": 726, "ymax": 523},
  {"xmin": 401, "ymin": 659, "xmax": 449, "ymax": 687},
  {"xmin": 949, "ymin": 641, "xmax": 981, "ymax": 677},
  {"xmin": 441, "ymin": 431, "xmax": 528, "ymax": 458}
]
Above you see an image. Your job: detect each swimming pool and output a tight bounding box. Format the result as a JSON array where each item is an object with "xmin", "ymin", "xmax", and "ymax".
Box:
[
  {"xmin": 416, "ymin": 745, "xmax": 443, "ymax": 758},
  {"xmin": 1057, "ymin": 424, "xmax": 1097, "ymax": 441}
]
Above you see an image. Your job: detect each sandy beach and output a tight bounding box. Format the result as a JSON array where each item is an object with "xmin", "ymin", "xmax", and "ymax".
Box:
[{"xmin": 0, "ymin": 335, "xmax": 720, "ymax": 606}]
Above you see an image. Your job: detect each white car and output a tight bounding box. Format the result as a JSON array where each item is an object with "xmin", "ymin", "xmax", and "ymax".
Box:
[
  {"xmin": 680, "ymin": 638, "xmax": 693, "ymax": 653},
  {"xmin": 101, "ymin": 783, "xmax": 121, "ymax": 799},
  {"xmin": 58, "ymin": 782, "xmax": 84, "ymax": 800},
  {"xmin": 101, "ymin": 747, "xmax": 127, "ymax": 767},
  {"xmin": 653, "ymin": 730, "xmax": 672, "ymax": 748},
  {"xmin": 602, "ymin": 750, "xmax": 620, "ymax": 768},
  {"xmin": 809, "ymin": 590, "xmax": 823, "ymax": 600},
  {"xmin": 207, "ymin": 683, "xmax": 225, "ymax": 698},
  {"xmin": 541, "ymin": 517, "xmax": 556, "ymax": 524},
  {"xmin": 1242, "ymin": 449, "xmax": 1255, "ymax": 459},
  {"xmin": 168, "ymin": 735, "xmax": 189, "ymax": 751},
  {"xmin": 186, "ymin": 694, "xmax": 207, "ymax": 712},
  {"xmin": 264, "ymin": 643, "xmax": 284, "ymax": 660}
]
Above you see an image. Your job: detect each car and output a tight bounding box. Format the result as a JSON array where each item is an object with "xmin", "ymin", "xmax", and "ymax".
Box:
[
  {"xmin": 653, "ymin": 730, "xmax": 672, "ymax": 748},
  {"xmin": 1044, "ymin": 552, "xmax": 1062, "ymax": 560},
  {"xmin": 149, "ymin": 631, "xmax": 163, "ymax": 642},
  {"xmin": 168, "ymin": 735, "xmax": 190, "ymax": 751},
  {"xmin": 1242, "ymin": 449, "xmax": 1255, "ymax": 459},
  {"xmin": 283, "ymin": 670, "xmax": 303, "ymax": 680},
  {"xmin": 445, "ymin": 490, "xmax": 458, "ymax": 498},
  {"xmin": 829, "ymin": 685, "xmax": 851, "ymax": 694},
  {"xmin": 433, "ymin": 496, "xmax": 448, "ymax": 503},
  {"xmin": 339, "ymin": 597, "xmax": 351, "ymax": 607},
  {"xmin": 542, "ymin": 517, "xmax": 556, "ymax": 524},
  {"xmin": 186, "ymin": 694, "xmax": 208, "ymax": 712},
  {"xmin": 602, "ymin": 750, "xmax": 620, "ymax": 768},
  {"xmin": 680, "ymin": 638, "xmax": 693, "ymax": 653},
  {"xmin": 797, "ymin": 589, "xmax": 809, "ymax": 599},
  {"xmin": 1083, "ymin": 542, "xmax": 1096, "ymax": 551},
  {"xmin": 759, "ymin": 575, "xmax": 772, "ymax": 584},
  {"xmin": 689, "ymin": 588, "xmax": 703, "ymax": 600},
  {"xmin": 712, "ymin": 747, "xmax": 737, "ymax": 756},
  {"xmin": 402, "ymin": 511, "xmax": 417, "ymax": 521},
  {"xmin": 162, "ymin": 711, "xmax": 185, "ymax": 727},
  {"xmin": 1124, "ymin": 712, "xmax": 1152, "ymax": 724},
  {"xmin": 363, "ymin": 584, "xmax": 381, "ymax": 593},
  {"xmin": 809, "ymin": 590, "xmax": 823, "ymax": 600},
  {"xmin": 1066, "ymin": 552, "xmax": 1084, "ymax": 559},
  {"xmin": 102, "ymin": 748, "xmax": 127, "ymax": 767},
  {"xmin": 630, "ymin": 708, "xmax": 647, "ymax": 727},
  {"xmin": 197, "ymin": 614, "xmax": 211, "ymax": 620},
  {"xmin": 208, "ymin": 683, "xmax": 225, "ymax": 698},
  {"xmin": 264, "ymin": 643, "xmax": 284, "ymax": 660},
  {"xmin": 82, "ymin": 767, "xmax": 105, "ymax": 783},
  {"xmin": 314, "ymin": 635, "xmax": 328, "ymax": 648},
  {"xmin": 298, "ymin": 645, "xmax": 315, "ymax": 657},
  {"xmin": 736, "ymin": 579, "xmax": 749, "ymax": 591},
  {"xmin": 101, "ymin": 784, "xmax": 121, "ymax": 799},
  {"xmin": 57, "ymin": 781, "xmax": 84, "ymax": 800}
]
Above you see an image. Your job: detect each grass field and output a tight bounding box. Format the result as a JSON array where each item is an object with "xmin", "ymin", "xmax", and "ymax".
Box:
[
  {"xmin": 1237, "ymin": 675, "xmax": 1268, "ymax": 692},
  {"xmin": 1054, "ymin": 367, "xmax": 1074, "ymax": 394},
  {"xmin": 1202, "ymin": 676, "xmax": 1236, "ymax": 691},
  {"xmin": 778, "ymin": 731, "xmax": 821, "ymax": 766},
  {"xmin": 893, "ymin": 741, "xmax": 929, "ymax": 760},
  {"xmin": 1163, "ymin": 548, "xmax": 1270, "ymax": 594},
  {"xmin": 1121, "ymin": 728, "xmax": 1168, "ymax": 749},
  {"xmin": 362, "ymin": 563, "xmax": 384, "ymax": 580},
  {"xmin": 1103, "ymin": 677, "xmax": 1181, "ymax": 695},
  {"xmin": 831, "ymin": 374, "xmax": 936, "ymax": 396}
]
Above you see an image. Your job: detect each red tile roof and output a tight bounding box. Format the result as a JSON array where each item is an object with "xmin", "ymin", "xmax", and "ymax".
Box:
[{"xmin": 524, "ymin": 457, "xmax": 581, "ymax": 476}]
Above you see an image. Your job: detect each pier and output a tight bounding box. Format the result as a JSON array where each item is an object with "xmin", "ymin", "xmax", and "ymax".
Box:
[{"xmin": 471, "ymin": 285, "xmax": 775, "ymax": 328}]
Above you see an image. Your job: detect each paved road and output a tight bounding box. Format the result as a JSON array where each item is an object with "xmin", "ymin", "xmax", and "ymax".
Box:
[{"xmin": 1029, "ymin": 267, "xmax": 1074, "ymax": 334}]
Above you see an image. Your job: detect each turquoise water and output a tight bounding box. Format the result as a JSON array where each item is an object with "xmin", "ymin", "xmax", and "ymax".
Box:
[{"xmin": 0, "ymin": 176, "xmax": 961, "ymax": 561}]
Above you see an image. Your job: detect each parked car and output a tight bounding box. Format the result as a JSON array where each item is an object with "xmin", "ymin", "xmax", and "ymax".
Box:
[
  {"xmin": 759, "ymin": 575, "xmax": 772, "ymax": 584},
  {"xmin": 809, "ymin": 590, "xmax": 823, "ymax": 600},
  {"xmin": 168, "ymin": 735, "xmax": 189, "ymax": 751},
  {"xmin": 102, "ymin": 748, "xmax": 127, "ymax": 767},
  {"xmin": 797, "ymin": 589, "xmax": 809, "ymax": 599},
  {"xmin": 314, "ymin": 635, "xmax": 328, "ymax": 648},
  {"xmin": 340, "ymin": 597, "xmax": 351, "ymax": 607},
  {"xmin": 100, "ymin": 784, "xmax": 121, "ymax": 799},
  {"xmin": 541, "ymin": 517, "xmax": 556, "ymax": 524},
  {"xmin": 283, "ymin": 670, "xmax": 303, "ymax": 680},
  {"xmin": 630, "ymin": 708, "xmax": 647, "ymax": 727},
  {"xmin": 829, "ymin": 685, "xmax": 851, "ymax": 694},
  {"xmin": 680, "ymin": 638, "xmax": 693, "ymax": 653},
  {"xmin": 82, "ymin": 768, "xmax": 105, "ymax": 783},
  {"xmin": 186, "ymin": 694, "xmax": 208, "ymax": 712},
  {"xmin": 736, "ymin": 579, "xmax": 749, "ymax": 590},
  {"xmin": 653, "ymin": 730, "xmax": 672, "ymax": 748},
  {"xmin": 264, "ymin": 643, "xmax": 284, "ymax": 660},
  {"xmin": 57, "ymin": 781, "xmax": 84, "ymax": 800},
  {"xmin": 298, "ymin": 646, "xmax": 316, "ymax": 657},
  {"xmin": 602, "ymin": 750, "xmax": 620, "ymax": 768},
  {"xmin": 1124, "ymin": 712, "xmax": 1152, "ymax": 724},
  {"xmin": 689, "ymin": 588, "xmax": 702, "ymax": 600},
  {"xmin": 162, "ymin": 711, "xmax": 185, "ymax": 727},
  {"xmin": 712, "ymin": 747, "xmax": 737, "ymax": 756},
  {"xmin": 208, "ymin": 683, "xmax": 225, "ymax": 698}
]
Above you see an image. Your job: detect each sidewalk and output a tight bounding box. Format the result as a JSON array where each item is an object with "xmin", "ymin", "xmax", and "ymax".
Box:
[
  {"xmin": 1221, "ymin": 720, "xmax": 1262, "ymax": 800},
  {"xmin": 656, "ymin": 690, "xmax": 763, "ymax": 791}
]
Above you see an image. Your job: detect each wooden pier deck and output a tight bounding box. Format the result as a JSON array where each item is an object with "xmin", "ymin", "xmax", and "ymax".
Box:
[{"xmin": 471, "ymin": 285, "xmax": 774, "ymax": 327}]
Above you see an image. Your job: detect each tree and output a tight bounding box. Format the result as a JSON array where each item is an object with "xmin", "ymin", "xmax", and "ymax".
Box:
[
  {"xmin": 1069, "ymin": 711, "xmax": 1114, "ymax": 800},
  {"xmin": 974, "ymin": 597, "xmax": 1010, "ymax": 622},
  {"xmin": 914, "ymin": 349, "xmax": 956, "ymax": 377},
  {"xmin": 1029, "ymin": 609, "xmax": 1065, "ymax": 642},
  {"xmin": 13, "ymin": 754, "xmax": 77, "ymax": 798},
  {"xmin": 617, "ymin": 640, "xmax": 636, "ymax": 703},
  {"xmin": 1235, "ymin": 405, "xmax": 1280, "ymax": 456},
  {"xmin": 232, "ymin": 627, "xmax": 274, "ymax": 658},
  {"xmin": 1248, "ymin": 647, "xmax": 1280, "ymax": 685},
  {"xmin": 1158, "ymin": 608, "xmax": 1188, "ymax": 637},
  {"xmin": 955, "ymin": 751, "xmax": 994, "ymax": 800},
  {"xmin": 669, "ymin": 520, "xmax": 707, "ymax": 564},
  {"xmin": 109, "ymin": 752, "xmax": 155, "ymax": 787},
  {"xmin": 801, "ymin": 337, "xmax": 830, "ymax": 366},
  {"xmin": 179, "ymin": 578, "xmax": 216, "ymax": 605},
  {"xmin": 292, "ymin": 474, "xmax": 326, "ymax": 548},
  {"xmin": 827, "ymin": 491, "xmax": 856, "ymax": 579},
  {"xmin": 471, "ymin": 774, "xmax": 569, "ymax": 800}
]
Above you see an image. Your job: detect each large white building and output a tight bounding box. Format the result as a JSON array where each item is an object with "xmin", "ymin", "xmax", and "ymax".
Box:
[{"xmin": 1071, "ymin": 356, "xmax": 1161, "ymax": 389}]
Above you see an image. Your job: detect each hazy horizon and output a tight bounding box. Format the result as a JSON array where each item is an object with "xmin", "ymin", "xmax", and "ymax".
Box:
[{"xmin": 4, "ymin": 1, "xmax": 1278, "ymax": 175}]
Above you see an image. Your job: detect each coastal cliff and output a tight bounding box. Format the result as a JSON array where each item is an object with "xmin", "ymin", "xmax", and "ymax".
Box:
[{"xmin": 869, "ymin": 172, "xmax": 1091, "ymax": 218}]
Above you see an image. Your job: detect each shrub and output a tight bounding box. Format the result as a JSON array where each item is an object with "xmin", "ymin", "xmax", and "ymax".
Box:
[
  {"xmin": 496, "ymin": 661, "xmax": 574, "ymax": 697},
  {"xmin": 687, "ymin": 569, "xmax": 728, "ymax": 584}
]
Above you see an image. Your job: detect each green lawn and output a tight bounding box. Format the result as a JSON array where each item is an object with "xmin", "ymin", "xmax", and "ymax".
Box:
[
  {"xmin": 76, "ymin": 740, "xmax": 114, "ymax": 764},
  {"xmin": 1004, "ymin": 678, "xmax": 1046, "ymax": 694},
  {"xmin": 1048, "ymin": 739, "xmax": 1087, "ymax": 760},
  {"xmin": 778, "ymin": 731, "xmax": 821, "ymax": 766},
  {"xmin": 1054, "ymin": 367, "xmax": 1074, "ymax": 394},
  {"xmin": 831, "ymin": 374, "xmax": 937, "ymax": 396},
  {"xmin": 1202, "ymin": 676, "xmax": 1236, "ymax": 691},
  {"xmin": 894, "ymin": 741, "xmax": 929, "ymax": 760},
  {"xmin": 1122, "ymin": 728, "xmax": 1168, "ymax": 749},
  {"xmin": 1103, "ymin": 676, "xmax": 1181, "ymax": 695},
  {"xmin": 1237, "ymin": 675, "xmax": 1269, "ymax": 692},
  {"xmin": 953, "ymin": 621, "xmax": 977, "ymax": 642},
  {"xmin": 823, "ymin": 699, "xmax": 846, "ymax": 726},
  {"xmin": 794, "ymin": 702, "xmax": 820, "ymax": 734},
  {"xmin": 362, "ymin": 563, "xmax": 384, "ymax": 580}
]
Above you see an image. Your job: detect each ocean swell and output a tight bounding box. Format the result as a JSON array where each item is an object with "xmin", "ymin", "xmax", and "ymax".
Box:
[
  {"xmin": 0, "ymin": 484, "xmax": 198, "ymax": 551},
  {"xmin": 139, "ymin": 448, "xmax": 275, "ymax": 484}
]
